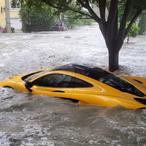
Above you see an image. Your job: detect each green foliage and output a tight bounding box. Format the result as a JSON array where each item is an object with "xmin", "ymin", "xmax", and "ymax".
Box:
[
  {"xmin": 20, "ymin": 1, "xmax": 56, "ymax": 32},
  {"xmin": 139, "ymin": 12, "xmax": 146, "ymax": 35},
  {"xmin": 20, "ymin": 0, "xmax": 93, "ymax": 32},
  {"xmin": 133, "ymin": 0, "xmax": 146, "ymax": 10},
  {"xmin": 128, "ymin": 23, "xmax": 140, "ymax": 37},
  {"xmin": 65, "ymin": 18, "xmax": 92, "ymax": 29},
  {"xmin": 64, "ymin": 11, "xmax": 92, "ymax": 29}
]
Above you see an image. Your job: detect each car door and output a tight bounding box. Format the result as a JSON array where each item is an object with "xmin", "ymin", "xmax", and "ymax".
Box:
[
  {"xmin": 30, "ymin": 73, "xmax": 93, "ymax": 101},
  {"xmin": 30, "ymin": 73, "xmax": 74, "ymax": 98},
  {"xmin": 67, "ymin": 76, "xmax": 98, "ymax": 103}
]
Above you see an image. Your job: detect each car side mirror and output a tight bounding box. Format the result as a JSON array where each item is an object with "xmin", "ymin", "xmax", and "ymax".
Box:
[{"xmin": 25, "ymin": 81, "xmax": 33, "ymax": 92}]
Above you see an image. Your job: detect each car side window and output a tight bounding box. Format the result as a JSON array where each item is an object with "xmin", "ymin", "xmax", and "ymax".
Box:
[
  {"xmin": 33, "ymin": 74, "xmax": 92, "ymax": 88},
  {"xmin": 33, "ymin": 74, "xmax": 67, "ymax": 87},
  {"xmin": 69, "ymin": 77, "xmax": 92, "ymax": 88}
]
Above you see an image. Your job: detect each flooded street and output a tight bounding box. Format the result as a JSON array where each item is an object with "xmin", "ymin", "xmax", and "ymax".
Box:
[{"xmin": 0, "ymin": 25, "xmax": 146, "ymax": 146}]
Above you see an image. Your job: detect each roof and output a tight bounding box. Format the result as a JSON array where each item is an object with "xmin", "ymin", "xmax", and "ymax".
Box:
[{"xmin": 52, "ymin": 64, "xmax": 105, "ymax": 78}]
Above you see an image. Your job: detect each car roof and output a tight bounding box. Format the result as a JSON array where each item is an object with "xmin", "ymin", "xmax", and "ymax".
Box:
[
  {"xmin": 52, "ymin": 64, "xmax": 105, "ymax": 77},
  {"xmin": 22, "ymin": 64, "xmax": 107, "ymax": 82}
]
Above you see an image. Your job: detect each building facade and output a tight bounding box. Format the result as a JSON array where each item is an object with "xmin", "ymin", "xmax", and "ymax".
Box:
[{"xmin": 0, "ymin": 0, "xmax": 20, "ymax": 30}]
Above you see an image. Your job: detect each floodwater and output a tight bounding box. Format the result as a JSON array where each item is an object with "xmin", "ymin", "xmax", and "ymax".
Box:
[{"xmin": 0, "ymin": 25, "xmax": 146, "ymax": 146}]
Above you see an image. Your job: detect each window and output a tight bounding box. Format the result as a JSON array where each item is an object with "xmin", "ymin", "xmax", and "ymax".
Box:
[
  {"xmin": 97, "ymin": 72, "xmax": 145, "ymax": 97},
  {"xmin": 33, "ymin": 74, "xmax": 92, "ymax": 88},
  {"xmin": 69, "ymin": 77, "xmax": 91, "ymax": 88},
  {"xmin": 53, "ymin": 64, "xmax": 144, "ymax": 97}
]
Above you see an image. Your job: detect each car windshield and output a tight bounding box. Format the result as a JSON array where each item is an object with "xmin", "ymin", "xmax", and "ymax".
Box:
[{"xmin": 53, "ymin": 64, "xmax": 145, "ymax": 97}]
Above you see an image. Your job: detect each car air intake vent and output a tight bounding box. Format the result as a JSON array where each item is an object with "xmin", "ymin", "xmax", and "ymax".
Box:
[
  {"xmin": 133, "ymin": 79, "xmax": 143, "ymax": 84},
  {"xmin": 135, "ymin": 98, "xmax": 146, "ymax": 105}
]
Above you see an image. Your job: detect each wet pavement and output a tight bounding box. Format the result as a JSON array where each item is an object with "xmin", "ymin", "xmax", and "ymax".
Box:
[{"xmin": 0, "ymin": 25, "xmax": 146, "ymax": 146}]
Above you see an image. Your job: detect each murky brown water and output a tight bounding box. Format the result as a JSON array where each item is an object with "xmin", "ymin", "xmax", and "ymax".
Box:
[{"xmin": 0, "ymin": 25, "xmax": 146, "ymax": 146}]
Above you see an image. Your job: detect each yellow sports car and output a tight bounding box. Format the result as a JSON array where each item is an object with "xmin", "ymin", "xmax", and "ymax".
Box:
[{"xmin": 0, "ymin": 64, "xmax": 146, "ymax": 109}]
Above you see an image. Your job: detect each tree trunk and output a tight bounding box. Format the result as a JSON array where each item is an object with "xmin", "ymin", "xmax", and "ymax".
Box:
[
  {"xmin": 99, "ymin": 22, "xmax": 121, "ymax": 72},
  {"xmin": 108, "ymin": 50, "xmax": 120, "ymax": 72}
]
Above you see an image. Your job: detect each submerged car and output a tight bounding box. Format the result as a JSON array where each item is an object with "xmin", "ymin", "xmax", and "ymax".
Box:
[{"xmin": 0, "ymin": 64, "xmax": 146, "ymax": 109}]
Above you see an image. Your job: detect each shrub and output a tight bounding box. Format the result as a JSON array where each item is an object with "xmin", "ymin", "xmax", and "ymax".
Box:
[
  {"xmin": 20, "ymin": 3, "xmax": 56, "ymax": 32},
  {"xmin": 128, "ymin": 23, "xmax": 140, "ymax": 37},
  {"xmin": 139, "ymin": 12, "xmax": 146, "ymax": 35},
  {"xmin": 64, "ymin": 11, "xmax": 92, "ymax": 29}
]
